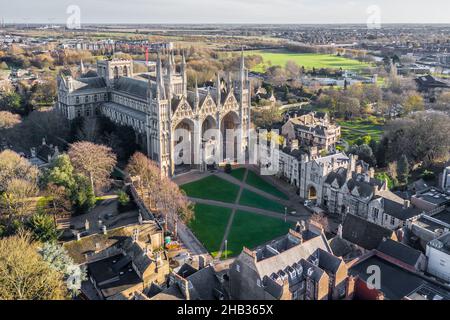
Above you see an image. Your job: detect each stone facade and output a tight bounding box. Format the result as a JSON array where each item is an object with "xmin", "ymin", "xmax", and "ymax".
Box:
[{"xmin": 57, "ymin": 51, "xmax": 251, "ymax": 177}]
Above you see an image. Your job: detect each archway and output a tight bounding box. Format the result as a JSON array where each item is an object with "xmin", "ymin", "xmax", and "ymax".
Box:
[
  {"xmin": 307, "ymin": 185, "xmax": 317, "ymax": 200},
  {"xmin": 221, "ymin": 111, "xmax": 240, "ymax": 163},
  {"xmin": 113, "ymin": 66, "xmax": 119, "ymax": 79},
  {"xmin": 173, "ymin": 119, "xmax": 195, "ymax": 175},
  {"xmin": 202, "ymin": 116, "xmax": 218, "ymax": 167}
]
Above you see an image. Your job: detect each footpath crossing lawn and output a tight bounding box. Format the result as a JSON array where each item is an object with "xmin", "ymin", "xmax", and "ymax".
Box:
[
  {"xmin": 239, "ymin": 189, "xmax": 286, "ymax": 214},
  {"xmin": 229, "ymin": 168, "xmax": 247, "ymax": 181},
  {"xmin": 224, "ymin": 210, "xmax": 294, "ymax": 257},
  {"xmin": 188, "ymin": 204, "xmax": 232, "ymax": 258},
  {"xmin": 246, "ymin": 170, "xmax": 289, "ymax": 200},
  {"xmin": 181, "ymin": 175, "xmax": 240, "ymax": 203}
]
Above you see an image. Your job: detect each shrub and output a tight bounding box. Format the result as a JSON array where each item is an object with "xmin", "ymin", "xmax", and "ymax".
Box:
[{"xmin": 225, "ymin": 163, "xmax": 232, "ymax": 174}]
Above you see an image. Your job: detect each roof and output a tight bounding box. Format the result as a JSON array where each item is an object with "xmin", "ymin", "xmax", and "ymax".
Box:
[
  {"xmin": 350, "ymin": 255, "xmax": 450, "ymax": 300},
  {"xmin": 87, "ymin": 254, "xmax": 142, "ymax": 299},
  {"xmin": 253, "ymin": 233, "xmax": 332, "ymax": 278},
  {"xmin": 376, "ymin": 238, "xmax": 424, "ymax": 267},
  {"xmin": 115, "ymin": 76, "xmax": 148, "ymax": 99},
  {"xmin": 342, "ymin": 214, "xmax": 395, "ymax": 250},
  {"xmin": 71, "ymin": 76, "xmax": 106, "ymax": 92}
]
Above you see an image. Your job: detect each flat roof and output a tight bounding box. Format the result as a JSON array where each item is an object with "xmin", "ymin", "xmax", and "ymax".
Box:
[
  {"xmin": 413, "ymin": 188, "xmax": 450, "ymax": 206},
  {"xmin": 350, "ymin": 255, "xmax": 450, "ymax": 300}
]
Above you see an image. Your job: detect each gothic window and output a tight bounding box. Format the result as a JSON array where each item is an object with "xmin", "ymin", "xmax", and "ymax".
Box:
[
  {"xmin": 123, "ymin": 67, "xmax": 128, "ymax": 77},
  {"xmin": 76, "ymin": 96, "xmax": 80, "ymax": 104},
  {"xmin": 85, "ymin": 96, "xmax": 89, "ymax": 103}
]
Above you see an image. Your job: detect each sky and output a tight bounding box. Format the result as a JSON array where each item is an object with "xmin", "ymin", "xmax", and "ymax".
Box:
[{"xmin": 0, "ymin": 0, "xmax": 449, "ymax": 24}]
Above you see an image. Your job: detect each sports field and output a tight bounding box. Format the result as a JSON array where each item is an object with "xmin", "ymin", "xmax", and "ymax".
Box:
[{"xmin": 245, "ymin": 50, "xmax": 372, "ymax": 73}]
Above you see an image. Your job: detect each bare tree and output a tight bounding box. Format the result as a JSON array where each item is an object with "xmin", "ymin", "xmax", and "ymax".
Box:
[
  {"xmin": 0, "ymin": 150, "xmax": 38, "ymax": 193},
  {"xmin": 68, "ymin": 142, "xmax": 117, "ymax": 195},
  {"xmin": 0, "ymin": 178, "xmax": 39, "ymax": 218},
  {"xmin": 0, "ymin": 111, "xmax": 21, "ymax": 131}
]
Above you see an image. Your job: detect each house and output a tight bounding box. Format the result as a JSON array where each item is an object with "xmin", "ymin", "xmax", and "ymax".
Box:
[
  {"xmin": 368, "ymin": 194, "xmax": 422, "ymax": 230},
  {"xmin": 415, "ymin": 75, "xmax": 450, "ymax": 102},
  {"xmin": 407, "ymin": 207, "xmax": 450, "ymax": 250},
  {"xmin": 426, "ymin": 232, "xmax": 450, "ymax": 283},
  {"xmin": 411, "ymin": 188, "xmax": 450, "ymax": 212},
  {"xmin": 150, "ymin": 264, "xmax": 227, "ymax": 300},
  {"xmin": 228, "ymin": 221, "xmax": 354, "ymax": 300},
  {"xmin": 340, "ymin": 214, "xmax": 398, "ymax": 252},
  {"xmin": 63, "ymin": 222, "xmax": 169, "ymax": 300},
  {"xmin": 376, "ymin": 238, "xmax": 427, "ymax": 272},
  {"xmin": 282, "ymin": 112, "xmax": 341, "ymax": 152}
]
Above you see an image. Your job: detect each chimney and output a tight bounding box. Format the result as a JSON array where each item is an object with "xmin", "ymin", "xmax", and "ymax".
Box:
[
  {"xmin": 403, "ymin": 200, "xmax": 411, "ymax": 209},
  {"xmin": 102, "ymin": 225, "xmax": 107, "ymax": 235},
  {"xmin": 30, "ymin": 147, "xmax": 36, "ymax": 158},
  {"xmin": 76, "ymin": 232, "xmax": 81, "ymax": 241},
  {"xmin": 337, "ymin": 224, "xmax": 343, "ymax": 238},
  {"xmin": 198, "ymin": 255, "xmax": 206, "ymax": 269},
  {"xmin": 85, "ymin": 219, "xmax": 90, "ymax": 231}
]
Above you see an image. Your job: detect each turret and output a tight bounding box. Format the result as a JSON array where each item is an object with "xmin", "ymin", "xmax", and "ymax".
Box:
[
  {"xmin": 194, "ymin": 78, "xmax": 200, "ymax": 110},
  {"xmin": 181, "ymin": 52, "xmax": 187, "ymax": 97},
  {"xmin": 216, "ymin": 73, "xmax": 221, "ymax": 107}
]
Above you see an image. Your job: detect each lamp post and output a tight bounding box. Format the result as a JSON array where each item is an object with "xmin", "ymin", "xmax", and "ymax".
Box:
[
  {"xmin": 284, "ymin": 207, "xmax": 287, "ymax": 223},
  {"xmin": 225, "ymin": 240, "xmax": 228, "ymax": 260}
]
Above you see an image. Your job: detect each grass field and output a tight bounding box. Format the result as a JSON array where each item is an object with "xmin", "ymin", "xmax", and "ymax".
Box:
[
  {"xmin": 239, "ymin": 189, "xmax": 286, "ymax": 213},
  {"xmin": 229, "ymin": 168, "xmax": 247, "ymax": 181},
  {"xmin": 224, "ymin": 210, "xmax": 294, "ymax": 257},
  {"xmin": 246, "ymin": 170, "xmax": 289, "ymax": 200},
  {"xmin": 180, "ymin": 175, "xmax": 240, "ymax": 203},
  {"xmin": 337, "ymin": 119, "xmax": 384, "ymax": 145},
  {"xmin": 188, "ymin": 204, "xmax": 232, "ymax": 258},
  {"xmin": 245, "ymin": 50, "xmax": 372, "ymax": 73}
]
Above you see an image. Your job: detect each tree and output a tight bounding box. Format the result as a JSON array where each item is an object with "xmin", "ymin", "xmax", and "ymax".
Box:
[
  {"xmin": 27, "ymin": 212, "xmax": 60, "ymax": 243},
  {"xmin": 68, "ymin": 142, "xmax": 117, "ymax": 195},
  {"xmin": 45, "ymin": 154, "xmax": 75, "ymax": 189},
  {"xmin": 397, "ymin": 154, "xmax": 409, "ymax": 185},
  {"xmin": 0, "ymin": 111, "xmax": 21, "ymax": 131},
  {"xmin": 349, "ymin": 144, "xmax": 376, "ymax": 167},
  {"xmin": 0, "ymin": 150, "xmax": 38, "ymax": 193},
  {"xmin": 70, "ymin": 174, "xmax": 96, "ymax": 214},
  {"xmin": 0, "ymin": 92, "xmax": 22, "ymax": 114},
  {"xmin": 0, "ymin": 233, "xmax": 67, "ymax": 300},
  {"xmin": 0, "ymin": 178, "xmax": 39, "ymax": 218},
  {"xmin": 403, "ymin": 92, "xmax": 424, "ymax": 113},
  {"xmin": 39, "ymin": 242, "xmax": 87, "ymax": 296}
]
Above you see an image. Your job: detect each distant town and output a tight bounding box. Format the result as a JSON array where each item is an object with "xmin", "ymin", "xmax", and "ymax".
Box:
[{"xmin": 0, "ymin": 19, "xmax": 450, "ymax": 303}]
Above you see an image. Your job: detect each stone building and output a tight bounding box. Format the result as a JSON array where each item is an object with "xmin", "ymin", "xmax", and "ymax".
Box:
[
  {"xmin": 282, "ymin": 112, "xmax": 341, "ymax": 152},
  {"xmin": 228, "ymin": 221, "xmax": 354, "ymax": 300},
  {"xmin": 57, "ymin": 51, "xmax": 251, "ymax": 177}
]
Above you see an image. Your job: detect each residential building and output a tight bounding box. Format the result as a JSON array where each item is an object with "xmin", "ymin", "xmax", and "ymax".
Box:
[
  {"xmin": 426, "ymin": 232, "xmax": 450, "ymax": 283},
  {"xmin": 228, "ymin": 221, "xmax": 354, "ymax": 300}
]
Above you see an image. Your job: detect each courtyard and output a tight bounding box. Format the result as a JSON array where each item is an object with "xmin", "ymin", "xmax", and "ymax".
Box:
[{"xmin": 180, "ymin": 167, "xmax": 303, "ymax": 259}]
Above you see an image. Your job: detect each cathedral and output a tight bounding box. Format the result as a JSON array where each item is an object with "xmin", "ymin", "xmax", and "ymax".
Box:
[{"xmin": 57, "ymin": 51, "xmax": 251, "ymax": 177}]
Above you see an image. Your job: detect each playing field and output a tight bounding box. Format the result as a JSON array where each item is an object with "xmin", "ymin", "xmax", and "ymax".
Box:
[{"xmin": 245, "ymin": 50, "xmax": 372, "ymax": 73}]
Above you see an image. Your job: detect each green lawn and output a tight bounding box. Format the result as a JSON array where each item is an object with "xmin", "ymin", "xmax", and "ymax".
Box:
[
  {"xmin": 239, "ymin": 189, "xmax": 286, "ymax": 213},
  {"xmin": 337, "ymin": 118, "xmax": 384, "ymax": 146},
  {"xmin": 229, "ymin": 168, "xmax": 247, "ymax": 181},
  {"xmin": 246, "ymin": 170, "xmax": 289, "ymax": 200},
  {"xmin": 181, "ymin": 175, "xmax": 240, "ymax": 203},
  {"xmin": 224, "ymin": 210, "xmax": 294, "ymax": 257},
  {"xmin": 188, "ymin": 204, "xmax": 232, "ymax": 258},
  {"xmin": 246, "ymin": 50, "xmax": 372, "ymax": 73}
]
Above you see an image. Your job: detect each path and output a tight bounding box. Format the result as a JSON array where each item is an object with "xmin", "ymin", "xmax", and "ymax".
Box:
[{"xmin": 215, "ymin": 169, "xmax": 249, "ymax": 260}]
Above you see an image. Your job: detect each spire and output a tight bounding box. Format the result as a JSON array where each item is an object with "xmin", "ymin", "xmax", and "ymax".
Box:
[
  {"xmin": 181, "ymin": 51, "xmax": 187, "ymax": 97},
  {"xmin": 240, "ymin": 47, "xmax": 245, "ymax": 81},
  {"xmin": 156, "ymin": 51, "xmax": 164, "ymax": 100},
  {"xmin": 80, "ymin": 59, "xmax": 85, "ymax": 75},
  {"xmin": 194, "ymin": 78, "xmax": 199, "ymax": 109},
  {"xmin": 216, "ymin": 73, "xmax": 221, "ymax": 107}
]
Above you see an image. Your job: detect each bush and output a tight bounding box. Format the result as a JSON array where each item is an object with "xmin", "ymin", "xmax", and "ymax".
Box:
[
  {"xmin": 421, "ymin": 170, "xmax": 436, "ymax": 181},
  {"xmin": 117, "ymin": 190, "xmax": 133, "ymax": 213},
  {"xmin": 225, "ymin": 163, "xmax": 232, "ymax": 174}
]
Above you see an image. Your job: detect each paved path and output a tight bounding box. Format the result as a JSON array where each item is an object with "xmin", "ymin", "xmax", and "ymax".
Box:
[{"xmin": 177, "ymin": 222, "xmax": 212, "ymax": 258}]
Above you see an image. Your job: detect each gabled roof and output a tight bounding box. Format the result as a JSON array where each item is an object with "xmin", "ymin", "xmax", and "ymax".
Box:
[
  {"xmin": 115, "ymin": 77, "xmax": 148, "ymax": 99},
  {"xmin": 343, "ymin": 214, "xmax": 396, "ymax": 250},
  {"xmin": 376, "ymin": 238, "xmax": 424, "ymax": 267}
]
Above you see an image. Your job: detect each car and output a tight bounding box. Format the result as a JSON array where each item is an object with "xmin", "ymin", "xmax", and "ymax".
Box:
[{"xmin": 304, "ymin": 200, "xmax": 313, "ymax": 207}]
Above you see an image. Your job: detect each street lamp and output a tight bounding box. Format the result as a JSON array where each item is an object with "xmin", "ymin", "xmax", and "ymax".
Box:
[
  {"xmin": 284, "ymin": 207, "xmax": 287, "ymax": 223},
  {"xmin": 225, "ymin": 240, "xmax": 228, "ymax": 260}
]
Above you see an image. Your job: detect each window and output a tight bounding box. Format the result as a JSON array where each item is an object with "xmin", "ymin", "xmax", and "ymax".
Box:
[
  {"xmin": 372, "ymin": 208, "xmax": 379, "ymax": 220},
  {"xmin": 390, "ymin": 216, "xmax": 396, "ymax": 226}
]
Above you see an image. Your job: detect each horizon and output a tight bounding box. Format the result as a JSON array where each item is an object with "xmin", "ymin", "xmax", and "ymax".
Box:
[{"xmin": 0, "ymin": 0, "xmax": 449, "ymax": 25}]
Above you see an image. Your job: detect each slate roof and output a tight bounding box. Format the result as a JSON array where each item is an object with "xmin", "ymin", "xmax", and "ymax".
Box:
[
  {"xmin": 376, "ymin": 238, "xmax": 424, "ymax": 267},
  {"xmin": 71, "ymin": 76, "xmax": 106, "ymax": 92},
  {"xmin": 115, "ymin": 76, "xmax": 148, "ymax": 99},
  {"xmin": 379, "ymin": 196, "xmax": 422, "ymax": 220},
  {"xmin": 342, "ymin": 214, "xmax": 395, "ymax": 250}
]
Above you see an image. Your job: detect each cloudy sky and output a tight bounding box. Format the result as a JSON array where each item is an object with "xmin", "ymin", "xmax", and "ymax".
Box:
[{"xmin": 1, "ymin": 0, "xmax": 449, "ymax": 24}]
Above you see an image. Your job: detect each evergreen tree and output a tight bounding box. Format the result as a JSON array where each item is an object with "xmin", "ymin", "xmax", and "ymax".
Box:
[{"xmin": 397, "ymin": 154, "xmax": 410, "ymax": 184}]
